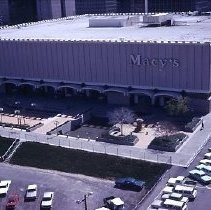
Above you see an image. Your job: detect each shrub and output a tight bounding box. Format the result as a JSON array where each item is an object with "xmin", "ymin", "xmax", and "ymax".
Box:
[
  {"xmin": 184, "ymin": 117, "xmax": 201, "ymax": 132},
  {"xmin": 148, "ymin": 133, "xmax": 187, "ymax": 152},
  {"xmin": 98, "ymin": 130, "xmax": 138, "ymax": 145},
  {"xmin": 165, "ymin": 97, "xmax": 189, "ymax": 117}
]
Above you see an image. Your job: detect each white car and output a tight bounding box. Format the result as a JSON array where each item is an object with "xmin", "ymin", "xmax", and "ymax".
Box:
[
  {"xmin": 167, "ymin": 176, "xmax": 185, "ymax": 187},
  {"xmin": 189, "ymin": 169, "xmax": 211, "ymax": 184},
  {"xmin": 162, "ymin": 186, "xmax": 174, "ymax": 195},
  {"xmin": 41, "ymin": 192, "xmax": 54, "ymax": 208},
  {"xmin": 204, "ymin": 152, "xmax": 211, "ymax": 159},
  {"xmin": 25, "ymin": 184, "xmax": 37, "ymax": 200},
  {"xmin": 0, "ymin": 180, "xmax": 11, "ymax": 196},
  {"xmin": 151, "ymin": 199, "xmax": 163, "ymax": 209},
  {"xmin": 174, "ymin": 185, "xmax": 197, "ymax": 201},
  {"xmin": 161, "ymin": 193, "xmax": 189, "ymax": 203},
  {"xmin": 200, "ymin": 159, "xmax": 211, "ymax": 166}
]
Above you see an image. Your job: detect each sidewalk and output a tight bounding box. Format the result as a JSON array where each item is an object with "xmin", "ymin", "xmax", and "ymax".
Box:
[{"xmin": 0, "ymin": 113, "xmax": 211, "ymax": 167}]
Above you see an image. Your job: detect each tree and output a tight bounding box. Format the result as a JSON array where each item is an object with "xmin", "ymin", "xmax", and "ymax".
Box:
[
  {"xmin": 165, "ymin": 96, "xmax": 189, "ymax": 117},
  {"xmin": 155, "ymin": 121, "xmax": 176, "ymax": 137},
  {"xmin": 108, "ymin": 107, "xmax": 136, "ymax": 135}
]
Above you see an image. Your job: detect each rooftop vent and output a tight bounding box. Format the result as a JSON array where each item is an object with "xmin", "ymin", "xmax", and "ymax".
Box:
[
  {"xmin": 89, "ymin": 15, "xmax": 140, "ymax": 28},
  {"xmin": 143, "ymin": 13, "xmax": 173, "ymax": 27}
]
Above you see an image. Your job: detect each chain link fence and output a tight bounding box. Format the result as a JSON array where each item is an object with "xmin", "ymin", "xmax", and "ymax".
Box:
[{"xmin": 0, "ymin": 126, "xmax": 191, "ymax": 167}]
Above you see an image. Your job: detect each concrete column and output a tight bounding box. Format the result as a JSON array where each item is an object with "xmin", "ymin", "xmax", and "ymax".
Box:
[
  {"xmin": 44, "ymin": 86, "xmax": 48, "ymax": 93},
  {"xmin": 64, "ymin": 0, "xmax": 76, "ymax": 16},
  {"xmin": 145, "ymin": 0, "xmax": 148, "ymax": 13},
  {"xmin": 0, "ymin": 0, "xmax": 10, "ymax": 24},
  {"xmin": 50, "ymin": 0, "xmax": 62, "ymax": 19},
  {"xmin": 73, "ymin": 89, "xmax": 77, "ymax": 95},
  {"xmin": 159, "ymin": 96, "xmax": 165, "ymax": 107},
  {"xmin": 131, "ymin": 0, "xmax": 135, "ymax": 12},
  {"xmin": 86, "ymin": 90, "xmax": 90, "ymax": 97},
  {"xmin": 64, "ymin": 87, "xmax": 67, "ymax": 96},
  {"xmin": 36, "ymin": 0, "xmax": 52, "ymax": 20},
  {"xmin": 134, "ymin": 95, "xmax": 139, "ymax": 104}
]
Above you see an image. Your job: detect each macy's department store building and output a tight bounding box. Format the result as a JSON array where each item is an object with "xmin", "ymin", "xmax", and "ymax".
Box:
[{"xmin": 0, "ymin": 14, "xmax": 210, "ymax": 113}]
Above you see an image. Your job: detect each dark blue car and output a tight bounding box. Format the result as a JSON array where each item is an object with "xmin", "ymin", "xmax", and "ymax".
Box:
[{"xmin": 115, "ymin": 177, "xmax": 145, "ymax": 191}]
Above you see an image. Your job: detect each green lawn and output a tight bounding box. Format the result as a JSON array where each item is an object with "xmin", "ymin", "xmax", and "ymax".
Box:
[
  {"xmin": 10, "ymin": 142, "xmax": 170, "ymax": 188},
  {"xmin": 0, "ymin": 137, "xmax": 15, "ymax": 156}
]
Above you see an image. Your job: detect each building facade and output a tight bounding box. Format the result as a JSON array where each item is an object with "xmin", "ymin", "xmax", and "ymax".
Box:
[
  {"xmin": 0, "ymin": 0, "xmax": 210, "ymax": 25},
  {"xmin": 0, "ymin": 39, "xmax": 210, "ymax": 113}
]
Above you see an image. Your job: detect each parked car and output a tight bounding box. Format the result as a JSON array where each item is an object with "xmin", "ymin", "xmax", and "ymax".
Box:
[
  {"xmin": 196, "ymin": 164, "xmax": 211, "ymax": 176},
  {"xmin": 200, "ymin": 159, "xmax": 211, "ymax": 166},
  {"xmin": 161, "ymin": 192, "xmax": 189, "ymax": 203},
  {"xmin": 196, "ymin": 164, "xmax": 211, "ymax": 171},
  {"xmin": 163, "ymin": 199, "xmax": 188, "ymax": 210},
  {"xmin": 0, "ymin": 180, "xmax": 11, "ymax": 196},
  {"xmin": 25, "ymin": 184, "xmax": 37, "ymax": 201},
  {"xmin": 204, "ymin": 152, "xmax": 211, "ymax": 159},
  {"xmin": 189, "ymin": 169, "xmax": 211, "ymax": 184},
  {"xmin": 167, "ymin": 176, "xmax": 185, "ymax": 187},
  {"xmin": 103, "ymin": 196, "xmax": 124, "ymax": 210},
  {"xmin": 174, "ymin": 185, "xmax": 197, "ymax": 201},
  {"xmin": 162, "ymin": 186, "xmax": 174, "ymax": 195},
  {"xmin": 41, "ymin": 192, "xmax": 54, "ymax": 209},
  {"xmin": 182, "ymin": 179, "xmax": 197, "ymax": 187},
  {"xmin": 151, "ymin": 199, "xmax": 163, "ymax": 209},
  {"xmin": 115, "ymin": 177, "xmax": 145, "ymax": 191},
  {"xmin": 6, "ymin": 194, "xmax": 19, "ymax": 209}
]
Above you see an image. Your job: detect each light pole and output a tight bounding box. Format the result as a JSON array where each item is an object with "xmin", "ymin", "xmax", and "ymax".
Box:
[
  {"xmin": 54, "ymin": 120, "xmax": 59, "ymax": 135},
  {"xmin": 76, "ymin": 192, "xmax": 93, "ymax": 210},
  {"xmin": 0, "ymin": 107, "xmax": 3, "ymax": 123},
  {"xmin": 145, "ymin": 0, "xmax": 148, "ymax": 13},
  {"xmin": 14, "ymin": 110, "xmax": 21, "ymax": 125}
]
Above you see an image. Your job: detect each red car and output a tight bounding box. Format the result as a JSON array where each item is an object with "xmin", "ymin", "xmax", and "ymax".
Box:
[{"xmin": 6, "ymin": 194, "xmax": 19, "ymax": 209}]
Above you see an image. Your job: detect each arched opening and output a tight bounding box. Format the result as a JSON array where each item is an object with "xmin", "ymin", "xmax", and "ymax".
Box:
[
  {"xmin": 153, "ymin": 92, "xmax": 181, "ymax": 107},
  {"xmin": 103, "ymin": 88, "xmax": 129, "ymax": 105},
  {"xmin": 81, "ymin": 86, "xmax": 105, "ymax": 101},
  {"xmin": 81, "ymin": 89, "xmax": 102, "ymax": 98},
  {"xmin": 1, "ymin": 82, "xmax": 18, "ymax": 94},
  {"xmin": 130, "ymin": 93, "xmax": 152, "ymax": 106},
  {"xmin": 57, "ymin": 85, "xmax": 80, "ymax": 98},
  {"xmin": 128, "ymin": 90, "xmax": 153, "ymax": 114},
  {"xmin": 35, "ymin": 85, "xmax": 56, "ymax": 97},
  {"xmin": 18, "ymin": 83, "xmax": 35, "ymax": 95},
  {"xmin": 57, "ymin": 87, "xmax": 77, "ymax": 98}
]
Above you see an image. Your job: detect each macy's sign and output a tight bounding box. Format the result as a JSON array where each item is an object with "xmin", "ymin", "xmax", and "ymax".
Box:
[{"xmin": 130, "ymin": 54, "xmax": 180, "ymax": 69}]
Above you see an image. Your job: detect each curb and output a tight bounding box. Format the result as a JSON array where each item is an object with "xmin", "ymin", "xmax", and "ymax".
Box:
[
  {"xmin": 132, "ymin": 167, "xmax": 170, "ymax": 210},
  {"xmin": 186, "ymin": 132, "xmax": 211, "ymax": 168}
]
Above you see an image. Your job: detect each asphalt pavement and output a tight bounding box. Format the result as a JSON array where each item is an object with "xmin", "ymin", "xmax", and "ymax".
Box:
[
  {"xmin": 138, "ymin": 135, "xmax": 211, "ymax": 210},
  {"xmin": 0, "ymin": 163, "xmax": 143, "ymax": 210}
]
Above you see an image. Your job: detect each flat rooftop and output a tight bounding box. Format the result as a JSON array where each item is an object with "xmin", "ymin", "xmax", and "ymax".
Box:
[{"xmin": 0, "ymin": 14, "xmax": 211, "ymax": 42}]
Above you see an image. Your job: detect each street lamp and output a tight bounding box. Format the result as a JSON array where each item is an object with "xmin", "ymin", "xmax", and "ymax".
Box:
[
  {"xmin": 14, "ymin": 110, "xmax": 21, "ymax": 125},
  {"xmin": 0, "ymin": 107, "xmax": 3, "ymax": 123},
  {"xmin": 76, "ymin": 192, "xmax": 93, "ymax": 210},
  {"xmin": 54, "ymin": 120, "xmax": 59, "ymax": 135}
]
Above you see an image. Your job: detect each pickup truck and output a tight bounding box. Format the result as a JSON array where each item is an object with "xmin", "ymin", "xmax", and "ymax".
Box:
[{"xmin": 103, "ymin": 196, "xmax": 124, "ymax": 210}]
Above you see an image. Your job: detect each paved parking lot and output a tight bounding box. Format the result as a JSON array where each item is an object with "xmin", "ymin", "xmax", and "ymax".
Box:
[
  {"xmin": 141, "ymin": 135, "xmax": 211, "ymax": 210},
  {"xmin": 0, "ymin": 163, "xmax": 144, "ymax": 210}
]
